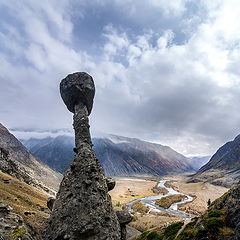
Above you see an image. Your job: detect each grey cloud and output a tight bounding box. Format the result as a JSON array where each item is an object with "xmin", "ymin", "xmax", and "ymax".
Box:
[{"xmin": 1, "ymin": 1, "xmax": 240, "ymax": 156}]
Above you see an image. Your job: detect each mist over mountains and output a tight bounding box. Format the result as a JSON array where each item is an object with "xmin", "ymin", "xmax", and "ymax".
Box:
[{"xmin": 21, "ymin": 134, "xmax": 195, "ymax": 177}]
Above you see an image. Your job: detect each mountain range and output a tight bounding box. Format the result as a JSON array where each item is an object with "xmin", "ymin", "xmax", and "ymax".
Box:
[
  {"xmin": 21, "ymin": 134, "xmax": 194, "ymax": 177},
  {"xmin": 191, "ymin": 134, "xmax": 240, "ymax": 187}
]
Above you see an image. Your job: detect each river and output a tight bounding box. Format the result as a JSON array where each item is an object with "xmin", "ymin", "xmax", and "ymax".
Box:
[{"xmin": 126, "ymin": 180, "xmax": 194, "ymax": 218}]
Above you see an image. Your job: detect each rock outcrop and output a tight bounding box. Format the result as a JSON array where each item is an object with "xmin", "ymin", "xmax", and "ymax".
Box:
[
  {"xmin": 43, "ymin": 72, "xmax": 121, "ymax": 239},
  {"xmin": 0, "ymin": 204, "xmax": 33, "ymax": 240},
  {"xmin": 116, "ymin": 210, "xmax": 133, "ymax": 240}
]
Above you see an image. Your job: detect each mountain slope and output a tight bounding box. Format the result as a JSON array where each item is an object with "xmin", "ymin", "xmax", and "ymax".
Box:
[
  {"xmin": 191, "ymin": 134, "xmax": 240, "ymax": 187},
  {"xmin": 0, "ymin": 171, "xmax": 50, "ymax": 239},
  {"xmin": 22, "ymin": 134, "xmax": 194, "ymax": 177},
  {"xmin": 23, "ymin": 136, "xmax": 74, "ymax": 173},
  {"xmin": 0, "ymin": 123, "xmax": 62, "ymax": 192}
]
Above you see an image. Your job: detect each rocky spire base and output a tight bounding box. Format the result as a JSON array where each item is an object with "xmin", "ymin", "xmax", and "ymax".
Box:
[{"xmin": 43, "ymin": 72, "xmax": 121, "ymax": 240}]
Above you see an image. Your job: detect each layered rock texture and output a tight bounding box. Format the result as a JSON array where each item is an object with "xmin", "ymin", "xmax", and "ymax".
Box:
[
  {"xmin": 0, "ymin": 123, "xmax": 62, "ymax": 193},
  {"xmin": 22, "ymin": 134, "xmax": 194, "ymax": 176},
  {"xmin": 191, "ymin": 134, "xmax": 240, "ymax": 187},
  {"xmin": 43, "ymin": 72, "xmax": 121, "ymax": 239}
]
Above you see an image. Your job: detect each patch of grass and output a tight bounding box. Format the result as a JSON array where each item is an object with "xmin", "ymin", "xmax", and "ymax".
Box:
[
  {"xmin": 0, "ymin": 172, "xmax": 50, "ymax": 235},
  {"xmin": 205, "ymin": 217, "xmax": 225, "ymax": 230},
  {"xmin": 136, "ymin": 231, "xmax": 163, "ymax": 240},
  {"xmin": 136, "ymin": 230, "xmax": 149, "ymax": 240},
  {"xmin": 155, "ymin": 195, "xmax": 187, "ymax": 209},
  {"xmin": 147, "ymin": 231, "xmax": 163, "ymax": 240},
  {"xmin": 132, "ymin": 200, "xmax": 149, "ymax": 214},
  {"xmin": 164, "ymin": 222, "xmax": 184, "ymax": 240},
  {"xmin": 152, "ymin": 185, "xmax": 169, "ymax": 195},
  {"xmin": 208, "ymin": 209, "xmax": 225, "ymax": 218}
]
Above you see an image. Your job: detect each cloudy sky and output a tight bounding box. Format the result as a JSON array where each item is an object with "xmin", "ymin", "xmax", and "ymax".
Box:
[{"xmin": 1, "ymin": 0, "xmax": 240, "ymax": 156}]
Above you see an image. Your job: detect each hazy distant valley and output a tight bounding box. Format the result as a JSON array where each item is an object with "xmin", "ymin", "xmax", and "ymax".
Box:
[{"xmin": 1, "ymin": 123, "xmax": 240, "ymax": 240}]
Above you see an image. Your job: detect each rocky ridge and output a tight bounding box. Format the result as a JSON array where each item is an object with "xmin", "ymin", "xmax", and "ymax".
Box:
[
  {"xmin": 191, "ymin": 134, "xmax": 240, "ymax": 187},
  {"xmin": 0, "ymin": 123, "xmax": 62, "ymax": 193}
]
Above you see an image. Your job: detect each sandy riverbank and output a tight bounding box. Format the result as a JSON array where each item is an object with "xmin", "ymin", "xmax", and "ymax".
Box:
[
  {"xmin": 109, "ymin": 175, "xmax": 230, "ymax": 234},
  {"xmin": 109, "ymin": 177, "xmax": 157, "ymax": 206},
  {"xmin": 163, "ymin": 174, "xmax": 229, "ymax": 214}
]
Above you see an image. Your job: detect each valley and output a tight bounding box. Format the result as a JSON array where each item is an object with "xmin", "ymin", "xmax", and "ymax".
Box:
[
  {"xmin": 0, "ymin": 172, "xmax": 229, "ymax": 239},
  {"xmin": 0, "ymin": 123, "xmax": 239, "ymax": 239},
  {"xmin": 109, "ymin": 175, "xmax": 229, "ymax": 238}
]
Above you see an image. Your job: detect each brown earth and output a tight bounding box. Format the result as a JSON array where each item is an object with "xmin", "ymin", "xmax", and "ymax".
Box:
[
  {"xmin": 109, "ymin": 178, "xmax": 157, "ymax": 208},
  {"xmin": 0, "ymin": 171, "xmax": 50, "ymax": 237},
  {"xmin": 129, "ymin": 212, "xmax": 182, "ymax": 234}
]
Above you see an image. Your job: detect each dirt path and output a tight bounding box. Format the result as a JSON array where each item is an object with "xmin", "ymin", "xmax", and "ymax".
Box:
[{"xmin": 175, "ymin": 218, "xmax": 192, "ymax": 239}]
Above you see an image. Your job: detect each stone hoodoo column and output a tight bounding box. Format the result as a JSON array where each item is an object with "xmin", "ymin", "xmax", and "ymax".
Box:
[{"xmin": 43, "ymin": 72, "xmax": 121, "ymax": 240}]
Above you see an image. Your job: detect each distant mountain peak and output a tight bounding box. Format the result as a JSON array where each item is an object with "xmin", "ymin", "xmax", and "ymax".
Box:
[{"xmin": 22, "ymin": 134, "xmax": 194, "ymax": 177}]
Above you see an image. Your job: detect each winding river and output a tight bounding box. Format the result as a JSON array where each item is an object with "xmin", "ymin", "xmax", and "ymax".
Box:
[{"xmin": 126, "ymin": 180, "xmax": 194, "ymax": 218}]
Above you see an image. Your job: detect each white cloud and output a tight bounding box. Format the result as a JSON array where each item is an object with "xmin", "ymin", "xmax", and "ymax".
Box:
[
  {"xmin": 112, "ymin": 0, "xmax": 189, "ymax": 17},
  {"xmin": 1, "ymin": 0, "xmax": 240, "ymax": 156}
]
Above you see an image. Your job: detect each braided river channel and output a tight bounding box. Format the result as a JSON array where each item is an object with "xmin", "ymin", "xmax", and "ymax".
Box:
[{"xmin": 126, "ymin": 180, "xmax": 194, "ymax": 218}]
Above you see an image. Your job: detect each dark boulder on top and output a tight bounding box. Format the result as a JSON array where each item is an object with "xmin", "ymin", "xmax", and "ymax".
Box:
[{"xmin": 60, "ymin": 72, "xmax": 95, "ymax": 115}]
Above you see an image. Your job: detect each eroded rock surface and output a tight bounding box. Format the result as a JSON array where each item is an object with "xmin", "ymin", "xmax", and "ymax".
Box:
[
  {"xmin": 116, "ymin": 211, "xmax": 133, "ymax": 240},
  {"xmin": 43, "ymin": 72, "xmax": 121, "ymax": 240},
  {"xmin": 0, "ymin": 204, "xmax": 33, "ymax": 240}
]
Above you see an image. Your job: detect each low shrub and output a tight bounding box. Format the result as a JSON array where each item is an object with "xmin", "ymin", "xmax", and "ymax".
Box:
[
  {"xmin": 164, "ymin": 222, "xmax": 184, "ymax": 240},
  {"xmin": 205, "ymin": 217, "xmax": 225, "ymax": 230},
  {"xmin": 147, "ymin": 231, "xmax": 163, "ymax": 240},
  {"xmin": 137, "ymin": 231, "xmax": 149, "ymax": 240},
  {"xmin": 137, "ymin": 231, "xmax": 163, "ymax": 240},
  {"xmin": 177, "ymin": 218, "xmax": 198, "ymax": 240},
  {"xmin": 195, "ymin": 228, "xmax": 207, "ymax": 238},
  {"xmin": 132, "ymin": 200, "xmax": 149, "ymax": 214},
  {"xmin": 208, "ymin": 209, "xmax": 225, "ymax": 218}
]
